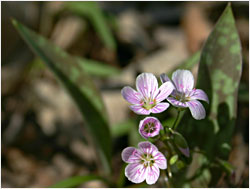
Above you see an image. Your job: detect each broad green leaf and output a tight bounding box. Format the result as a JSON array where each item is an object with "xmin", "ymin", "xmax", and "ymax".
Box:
[
  {"xmin": 50, "ymin": 175, "xmax": 107, "ymax": 188},
  {"xmin": 65, "ymin": 2, "xmax": 116, "ymax": 50},
  {"xmin": 12, "ymin": 19, "xmax": 112, "ymax": 174},
  {"xmin": 75, "ymin": 57, "xmax": 120, "ymax": 77},
  {"xmin": 197, "ymin": 3, "xmax": 242, "ymax": 132}
]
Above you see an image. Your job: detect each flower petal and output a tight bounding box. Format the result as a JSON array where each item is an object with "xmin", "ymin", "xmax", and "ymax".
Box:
[
  {"xmin": 187, "ymin": 100, "xmax": 206, "ymax": 120},
  {"xmin": 155, "ymin": 81, "xmax": 174, "ymax": 102},
  {"xmin": 122, "ymin": 147, "xmax": 141, "ymax": 163},
  {"xmin": 152, "ymin": 151, "xmax": 167, "ymax": 169},
  {"xmin": 190, "ymin": 89, "xmax": 209, "ymax": 103},
  {"xmin": 172, "ymin": 69, "xmax": 194, "ymax": 93},
  {"xmin": 151, "ymin": 103, "xmax": 170, "ymax": 114},
  {"xmin": 121, "ymin": 86, "xmax": 142, "ymax": 104},
  {"xmin": 125, "ymin": 163, "xmax": 147, "ymax": 184},
  {"xmin": 136, "ymin": 73, "xmax": 158, "ymax": 99},
  {"xmin": 167, "ymin": 97, "xmax": 188, "ymax": 108},
  {"xmin": 139, "ymin": 117, "xmax": 163, "ymax": 139},
  {"xmin": 145, "ymin": 165, "xmax": 160, "ymax": 185},
  {"xmin": 160, "ymin": 73, "xmax": 171, "ymax": 84},
  {"xmin": 130, "ymin": 105, "xmax": 151, "ymax": 115},
  {"xmin": 138, "ymin": 141, "xmax": 158, "ymax": 155}
]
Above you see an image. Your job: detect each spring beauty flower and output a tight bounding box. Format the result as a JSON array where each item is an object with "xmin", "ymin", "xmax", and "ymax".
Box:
[
  {"xmin": 122, "ymin": 142, "xmax": 167, "ymax": 185},
  {"xmin": 121, "ymin": 73, "xmax": 174, "ymax": 115},
  {"xmin": 160, "ymin": 69, "xmax": 209, "ymax": 120},
  {"xmin": 139, "ymin": 117, "xmax": 163, "ymax": 139}
]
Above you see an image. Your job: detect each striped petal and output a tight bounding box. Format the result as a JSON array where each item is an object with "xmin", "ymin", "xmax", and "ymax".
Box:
[
  {"xmin": 122, "ymin": 147, "xmax": 141, "ymax": 163},
  {"xmin": 155, "ymin": 81, "xmax": 174, "ymax": 102},
  {"xmin": 187, "ymin": 100, "xmax": 206, "ymax": 120},
  {"xmin": 152, "ymin": 151, "xmax": 167, "ymax": 169},
  {"xmin": 151, "ymin": 103, "xmax": 170, "ymax": 113},
  {"xmin": 145, "ymin": 165, "xmax": 160, "ymax": 185},
  {"xmin": 136, "ymin": 73, "xmax": 158, "ymax": 99},
  {"xmin": 190, "ymin": 89, "xmax": 209, "ymax": 103},
  {"xmin": 172, "ymin": 69, "xmax": 194, "ymax": 93},
  {"xmin": 129, "ymin": 105, "xmax": 151, "ymax": 115},
  {"xmin": 125, "ymin": 163, "xmax": 147, "ymax": 184},
  {"xmin": 167, "ymin": 97, "xmax": 188, "ymax": 108},
  {"xmin": 121, "ymin": 86, "xmax": 142, "ymax": 104},
  {"xmin": 138, "ymin": 141, "xmax": 158, "ymax": 155}
]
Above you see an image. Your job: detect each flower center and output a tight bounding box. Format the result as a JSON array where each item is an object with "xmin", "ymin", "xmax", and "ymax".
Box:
[
  {"xmin": 143, "ymin": 122, "xmax": 156, "ymax": 134},
  {"xmin": 142, "ymin": 98, "xmax": 157, "ymax": 110},
  {"xmin": 141, "ymin": 153, "xmax": 155, "ymax": 167},
  {"xmin": 175, "ymin": 91, "xmax": 189, "ymax": 102}
]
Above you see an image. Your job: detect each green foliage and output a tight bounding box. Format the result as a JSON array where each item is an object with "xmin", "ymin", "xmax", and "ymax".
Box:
[
  {"xmin": 173, "ymin": 131, "xmax": 190, "ymax": 158},
  {"xmin": 167, "ymin": 51, "xmax": 201, "ymax": 78},
  {"xmin": 75, "ymin": 57, "xmax": 121, "ymax": 77},
  {"xmin": 111, "ymin": 119, "xmax": 136, "ymax": 138},
  {"xmin": 65, "ymin": 2, "xmax": 116, "ymax": 50},
  {"xmin": 34, "ymin": 57, "xmax": 121, "ymax": 77},
  {"xmin": 178, "ymin": 3, "xmax": 242, "ymax": 186},
  {"xmin": 51, "ymin": 175, "xmax": 108, "ymax": 188},
  {"xmin": 216, "ymin": 158, "xmax": 235, "ymax": 175},
  {"xmin": 170, "ymin": 154, "xmax": 179, "ymax": 165},
  {"xmin": 12, "ymin": 19, "xmax": 112, "ymax": 174}
]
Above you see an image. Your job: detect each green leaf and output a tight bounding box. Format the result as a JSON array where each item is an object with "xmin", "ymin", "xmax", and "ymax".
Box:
[
  {"xmin": 170, "ymin": 154, "xmax": 179, "ymax": 165},
  {"xmin": 216, "ymin": 158, "xmax": 235, "ymax": 175},
  {"xmin": 173, "ymin": 131, "xmax": 190, "ymax": 158},
  {"xmin": 12, "ymin": 19, "xmax": 112, "ymax": 174},
  {"xmin": 178, "ymin": 3, "xmax": 242, "ymax": 186},
  {"xmin": 75, "ymin": 57, "xmax": 120, "ymax": 77},
  {"xmin": 65, "ymin": 2, "xmax": 116, "ymax": 50},
  {"xmin": 50, "ymin": 175, "xmax": 106, "ymax": 188},
  {"xmin": 197, "ymin": 3, "xmax": 242, "ymax": 132},
  {"xmin": 180, "ymin": 3, "xmax": 242, "ymax": 157}
]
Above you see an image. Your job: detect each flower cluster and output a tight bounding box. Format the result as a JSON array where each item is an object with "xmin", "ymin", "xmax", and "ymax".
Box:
[{"xmin": 121, "ymin": 70, "xmax": 209, "ymax": 185}]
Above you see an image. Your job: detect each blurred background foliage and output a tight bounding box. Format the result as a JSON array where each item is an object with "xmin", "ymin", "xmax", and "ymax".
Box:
[{"xmin": 1, "ymin": 1, "xmax": 249, "ymax": 188}]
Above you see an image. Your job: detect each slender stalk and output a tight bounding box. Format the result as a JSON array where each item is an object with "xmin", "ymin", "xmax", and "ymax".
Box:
[{"xmin": 172, "ymin": 109, "xmax": 181, "ymax": 130}]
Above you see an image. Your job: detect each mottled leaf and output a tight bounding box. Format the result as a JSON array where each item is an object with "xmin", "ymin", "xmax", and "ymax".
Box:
[
  {"xmin": 197, "ymin": 3, "xmax": 242, "ymax": 131},
  {"xmin": 178, "ymin": 3, "xmax": 242, "ymax": 186},
  {"xmin": 12, "ymin": 19, "xmax": 112, "ymax": 174}
]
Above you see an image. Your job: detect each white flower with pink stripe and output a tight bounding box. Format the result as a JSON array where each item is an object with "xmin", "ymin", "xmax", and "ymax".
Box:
[
  {"xmin": 122, "ymin": 142, "xmax": 167, "ymax": 185},
  {"xmin": 161, "ymin": 69, "xmax": 209, "ymax": 120},
  {"xmin": 121, "ymin": 73, "xmax": 174, "ymax": 115}
]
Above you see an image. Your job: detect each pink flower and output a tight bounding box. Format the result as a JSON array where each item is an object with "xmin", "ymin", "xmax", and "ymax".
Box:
[
  {"xmin": 121, "ymin": 73, "xmax": 174, "ymax": 115},
  {"xmin": 160, "ymin": 69, "xmax": 209, "ymax": 120},
  {"xmin": 122, "ymin": 142, "xmax": 167, "ymax": 185},
  {"xmin": 139, "ymin": 117, "xmax": 163, "ymax": 139}
]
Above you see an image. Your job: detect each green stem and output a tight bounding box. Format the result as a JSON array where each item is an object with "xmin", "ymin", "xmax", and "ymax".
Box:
[{"xmin": 172, "ymin": 109, "xmax": 181, "ymax": 130}]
